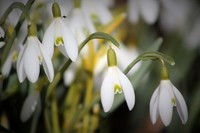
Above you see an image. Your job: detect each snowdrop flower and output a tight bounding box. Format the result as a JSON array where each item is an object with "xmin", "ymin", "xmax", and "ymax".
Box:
[
  {"xmin": 17, "ymin": 23, "xmax": 54, "ymax": 83},
  {"xmin": 101, "ymin": 47, "xmax": 135, "ymax": 112},
  {"xmin": 0, "ymin": 26, "xmax": 5, "ymax": 48},
  {"xmin": 150, "ymin": 66, "xmax": 188, "ymax": 126},
  {"xmin": 20, "ymin": 90, "xmax": 40, "ymax": 122},
  {"xmin": 42, "ymin": 2, "xmax": 78, "ymax": 62},
  {"xmin": 127, "ymin": 0, "xmax": 159, "ymax": 24},
  {"xmin": 2, "ymin": 41, "xmax": 22, "ymax": 77},
  {"xmin": 82, "ymin": 0, "xmax": 113, "ymax": 25}
]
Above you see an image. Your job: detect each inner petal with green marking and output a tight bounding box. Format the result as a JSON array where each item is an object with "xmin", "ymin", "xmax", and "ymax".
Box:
[
  {"xmin": 114, "ymin": 84, "xmax": 122, "ymax": 94},
  {"xmin": 55, "ymin": 37, "xmax": 64, "ymax": 46},
  {"xmin": 171, "ymin": 97, "xmax": 176, "ymax": 106}
]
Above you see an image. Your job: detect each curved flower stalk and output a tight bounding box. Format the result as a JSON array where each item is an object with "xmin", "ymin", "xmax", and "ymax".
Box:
[
  {"xmin": 20, "ymin": 90, "xmax": 40, "ymax": 122},
  {"xmin": 150, "ymin": 66, "xmax": 188, "ymax": 126},
  {"xmin": 42, "ymin": 2, "xmax": 78, "ymax": 62},
  {"xmin": 17, "ymin": 23, "xmax": 54, "ymax": 83},
  {"xmin": 101, "ymin": 47, "xmax": 135, "ymax": 112},
  {"xmin": 0, "ymin": 26, "xmax": 5, "ymax": 48},
  {"xmin": 127, "ymin": 0, "xmax": 159, "ymax": 24}
]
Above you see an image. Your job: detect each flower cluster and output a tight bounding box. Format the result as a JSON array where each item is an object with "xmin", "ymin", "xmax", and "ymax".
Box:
[{"xmin": 0, "ymin": 1, "xmax": 190, "ymax": 132}]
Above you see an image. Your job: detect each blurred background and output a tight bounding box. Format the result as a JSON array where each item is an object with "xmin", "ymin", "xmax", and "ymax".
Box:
[{"xmin": 0, "ymin": 0, "xmax": 200, "ymax": 133}]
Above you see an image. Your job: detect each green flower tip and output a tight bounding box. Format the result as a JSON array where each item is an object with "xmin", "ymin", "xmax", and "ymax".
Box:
[
  {"xmin": 28, "ymin": 23, "xmax": 37, "ymax": 36},
  {"xmin": 107, "ymin": 47, "xmax": 117, "ymax": 67},
  {"xmin": 52, "ymin": 2, "xmax": 61, "ymax": 18},
  {"xmin": 161, "ymin": 65, "xmax": 169, "ymax": 80}
]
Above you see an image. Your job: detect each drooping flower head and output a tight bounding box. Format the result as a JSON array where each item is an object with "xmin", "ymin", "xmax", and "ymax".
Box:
[
  {"xmin": 101, "ymin": 47, "xmax": 135, "ymax": 112},
  {"xmin": 42, "ymin": 2, "xmax": 78, "ymax": 62},
  {"xmin": 17, "ymin": 23, "xmax": 54, "ymax": 83},
  {"xmin": 150, "ymin": 65, "xmax": 188, "ymax": 126}
]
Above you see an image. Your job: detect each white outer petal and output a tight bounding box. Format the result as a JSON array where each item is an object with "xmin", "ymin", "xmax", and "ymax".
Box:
[
  {"xmin": 2, "ymin": 54, "xmax": 12, "ymax": 77},
  {"xmin": 128, "ymin": 0, "xmax": 139, "ymax": 24},
  {"xmin": 94, "ymin": 0, "xmax": 113, "ymax": 24},
  {"xmin": 101, "ymin": 68, "xmax": 114, "ymax": 112},
  {"xmin": 42, "ymin": 21, "xmax": 55, "ymax": 58},
  {"xmin": 159, "ymin": 80, "xmax": 173, "ymax": 126},
  {"xmin": 17, "ymin": 45, "xmax": 26, "ymax": 82},
  {"xmin": 140, "ymin": 0, "xmax": 159, "ymax": 24},
  {"xmin": 64, "ymin": 66, "xmax": 75, "ymax": 86},
  {"xmin": 24, "ymin": 37, "xmax": 40, "ymax": 83},
  {"xmin": 117, "ymin": 67, "xmax": 135, "ymax": 110},
  {"xmin": 150, "ymin": 87, "xmax": 159, "ymax": 124},
  {"xmin": 60, "ymin": 19, "xmax": 78, "ymax": 62},
  {"xmin": 0, "ymin": 26, "xmax": 5, "ymax": 38},
  {"xmin": 0, "ymin": 42, "xmax": 5, "ymax": 48},
  {"xmin": 20, "ymin": 90, "xmax": 39, "ymax": 122},
  {"xmin": 172, "ymin": 84, "xmax": 188, "ymax": 124},
  {"xmin": 40, "ymin": 43, "xmax": 54, "ymax": 82}
]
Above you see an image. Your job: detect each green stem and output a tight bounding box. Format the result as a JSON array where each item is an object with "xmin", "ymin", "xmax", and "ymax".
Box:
[
  {"xmin": 123, "ymin": 51, "xmax": 175, "ymax": 75},
  {"xmin": 0, "ymin": 2, "xmax": 31, "ymax": 26},
  {"xmin": 46, "ymin": 32, "xmax": 120, "ymax": 100},
  {"xmin": 0, "ymin": 0, "xmax": 35, "ymax": 70}
]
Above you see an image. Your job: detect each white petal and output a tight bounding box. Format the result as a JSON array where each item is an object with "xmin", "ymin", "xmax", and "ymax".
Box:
[
  {"xmin": 40, "ymin": 43, "xmax": 54, "ymax": 82},
  {"xmin": 60, "ymin": 19, "xmax": 78, "ymax": 62},
  {"xmin": 159, "ymin": 80, "xmax": 173, "ymax": 126},
  {"xmin": 94, "ymin": 0, "xmax": 113, "ymax": 24},
  {"xmin": 140, "ymin": 0, "xmax": 159, "ymax": 24},
  {"xmin": 42, "ymin": 21, "xmax": 55, "ymax": 58},
  {"xmin": 101, "ymin": 68, "xmax": 114, "ymax": 112},
  {"xmin": 17, "ymin": 45, "xmax": 26, "ymax": 82},
  {"xmin": 24, "ymin": 37, "xmax": 40, "ymax": 83},
  {"xmin": 0, "ymin": 26, "xmax": 5, "ymax": 38},
  {"xmin": 172, "ymin": 85, "xmax": 188, "ymax": 124},
  {"xmin": 117, "ymin": 67, "xmax": 135, "ymax": 110},
  {"xmin": 149, "ymin": 87, "xmax": 159, "ymax": 124},
  {"xmin": 128, "ymin": 0, "xmax": 139, "ymax": 24},
  {"xmin": 20, "ymin": 90, "xmax": 39, "ymax": 122},
  {"xmin": 2, "ymin": 54, "xmax": 12, "ymax": 77},
  {"xmin": 64, "ymin": 66, "xmax": 75, "ymax": 86},
  {"xmin": 0, "ymin": 42, "xmax": 5, "ymax": 48}
]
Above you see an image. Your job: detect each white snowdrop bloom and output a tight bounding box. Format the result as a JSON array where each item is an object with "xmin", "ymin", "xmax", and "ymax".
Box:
[
  {"xmin": 0, "ymin": 26, "xmax": 5, "ymax": 48},
  {"xmin": 82, "ymin": 0, "xmax": 113, "ymax": 25},
  {"xmin": 2, "ymin": 41, "xmax": 22, "ymax": 77},
  {"xmin": 128, "ymin": 0, "xmax": 159, "ymax": 24},
  {"xmin": 17, "ymin": 24, "xmax": 54, "ymax": 83},
  {"xmin": 101, "ymin": 47, "xmax": 135, "ymax": 112},
  {"xmin": 20, "ymin": 90, "xmax": 40, "ymax": 122},
  {"xmin": 42, "ymin": 2, "xmax": 78, "ymax": 62},
  {"xmin": 150, "ymin": 80, "xmax": 188, "ymax": 126}
]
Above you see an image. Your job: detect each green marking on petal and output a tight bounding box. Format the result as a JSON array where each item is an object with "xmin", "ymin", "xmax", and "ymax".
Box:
[
  {"xmin": 12, "ymin": 51, "xmax": 18, "ymax": 62},
  {"xmin": 114, "ymin": 84, "xmax": 122, "ymax": 94},
  {"xmin": 55, "ymin": 37, "xmax": 64, "ymax": 46},
  {"xmin": 172, "ymin": 97, "xmax": 176, "ymax": 106},
  {"xmin": 38, "ymin": 55, "xmax": 43, "ymax": 63}
]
